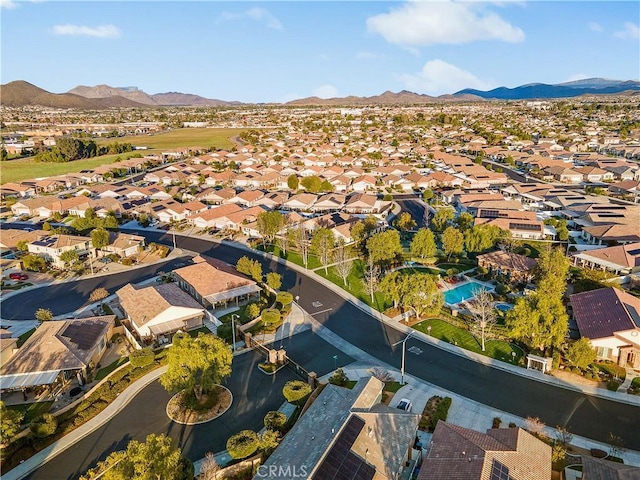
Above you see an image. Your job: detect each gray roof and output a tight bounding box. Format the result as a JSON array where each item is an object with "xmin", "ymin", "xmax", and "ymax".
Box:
[{"xmin": 570, "ymin": 287, "xmax": 639, "ymax": 339}]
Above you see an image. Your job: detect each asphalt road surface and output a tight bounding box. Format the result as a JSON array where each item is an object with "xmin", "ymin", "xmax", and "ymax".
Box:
[
  {"xmin": 395, "ymin": 198, "xmax": 430, "ymax": 228},
  {"xmin": 7, "ymin": 229, "xmax": 640, "ymax": 452}
]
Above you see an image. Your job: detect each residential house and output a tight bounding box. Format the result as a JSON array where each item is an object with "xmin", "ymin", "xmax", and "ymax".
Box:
[
  {"xmin": 569, "ymin": 287, "xmax": 640, "ymax": 369},
  {"xmin": 0, "ymin": 316, "xmax": 115, "ymax": 391},
  {"xmin": 418, "ymin": 422, "xmax": 551, "ymax": 480},
  {"xmin": 255, "ymin": 191, "xmax": 288, "ymax": 209},
  {"xmin": 351, "ymin": 174, "xmax": 377, "ymax": 192},
  {"xmin": 344, "ymin": 193, "xmax": 379, "ymax": 214},
  {"xmin": 476, "ymin": 250, "xmax": 537, "ymax": 283},
  {"xmin": 261, "ymin": 377, "xmax": 420, "ymax": 480},
  {"xmin": 1, "ymin": 182, "xmax": 36, "ymax": 199},
  {"xmin": 581, "ymin": 456, "xmax": 640, "ymax": 479},
  {"xmin": 544, "ymin": 166, "xmax": 583, "ymax": 183},
  {"xmin": 196, "ymin": 187, "xmax": 237, "ymax": 205},
  {"xmin": 282, "ymin": 193, "xmax": 318, "ymax": 211},
  {"xmin": 229, "ymin": 189, "xmax": 265, "ymax": 207},
  {"xmin": 173, "ymin": 255, "xmax": 261, "ymax": 309},
  {"xmin": 0, "ymin": 229, "xmax": 48, "ymax": 253},
  {"xmin": 187, "ymin": 204, "xmax": 243, "ymax": 230},
  {"xmin": 572, "ymin": 242, "xmax": 640, "ymax": 275},
  {"xmin": 116, "ymin": 282, "xmax": 205, "ymax": 341},
  {"xmin": 310, "ymin": 193, "xmax": 346, "ymax": 212},
  {"xmin": 475, "ymin": 210, "xmax": 544, "ymax": 240},
  {"xmin": 608, "ymin": 180, "xmax": 640, "ymax": 203},
  {"xmin": 99, "ymin": 232, "xmax": 145, "ymax": 259},
  {"xmin": 573, "ymin": 166, "xmax": 614, "ymax": 182},
  {"xmin": 27, "ymin": 234, "xmax": 92, "ymax": 268}
]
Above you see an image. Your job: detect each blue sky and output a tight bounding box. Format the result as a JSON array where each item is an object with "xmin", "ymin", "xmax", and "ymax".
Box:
[{"xmin": 1, "ymin": 1, "xmax": 638, "ymax": 102}]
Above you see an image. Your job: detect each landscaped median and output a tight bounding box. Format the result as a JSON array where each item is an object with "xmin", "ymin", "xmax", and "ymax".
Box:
[{"xmin": 0, "ymin": 349, "xmax": 169, "ymax": 474}]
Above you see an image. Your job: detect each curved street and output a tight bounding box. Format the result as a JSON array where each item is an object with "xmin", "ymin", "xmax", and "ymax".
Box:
[{"xmin": 3, "ymin": 229, "xmax": 640, "ymax": 475}]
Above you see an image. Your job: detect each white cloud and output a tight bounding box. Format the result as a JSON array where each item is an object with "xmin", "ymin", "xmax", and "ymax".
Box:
[
  {"xmin": 312, "ymin": 85, "xmax": 339, "ymax": 99},
  {"xmin": 0, "ymin": 0, "xmax": 18, "ymax": 9},
  {"xmin": 218, "ymin": 7, "xmax": 282, "ymax": 31},
  {"xmin": 397, "ymin": 59, "xmax": 494, "ymax": 95},
  {"xmin": 366, "ymin": 1, "xmax": 524, "ymax": 47},
  {"xmin": 52, "ymin": 24, "xmax": 121, "ymax": 38},
  {"xmin": 588, "ymin": 21, "xmax": 603, "ymax": 32},
  {"xmin": 614, "ymin": 22, "xmax": 640, "ymax": 40}
]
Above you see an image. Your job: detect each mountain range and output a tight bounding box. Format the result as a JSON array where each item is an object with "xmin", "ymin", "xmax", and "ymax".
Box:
[{"xmin": 1, "ymin": 78, "xmax": 638, "ymax": 109}]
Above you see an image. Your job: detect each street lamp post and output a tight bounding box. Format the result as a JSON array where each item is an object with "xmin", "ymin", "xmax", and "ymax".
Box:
[
  {"xmin": 231, "ymin": 314, "xmax": 239, "ymax": 353},
  {"xmin": 392, "ymin": 331, "xmax": 415, "ymax": 385},
  {"xmin": 333, "ymin": 354, "xmax": 338, "ymax": 371}
]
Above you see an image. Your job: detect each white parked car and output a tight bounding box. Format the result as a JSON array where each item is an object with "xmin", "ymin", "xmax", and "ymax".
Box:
[{"xmin": 396, "ymin": 398, "xmax": 412, "ymax": 412}]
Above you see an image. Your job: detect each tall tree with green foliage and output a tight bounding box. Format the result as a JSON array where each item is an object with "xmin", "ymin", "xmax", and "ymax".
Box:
[
  {"xmin": 236, "ymin": 256, "xmax": 263, "ymax": 282},
  {"xmin": 300, "ymin": 175, "xmax": 322, "ymax": 193},
  {"xmin": 505, "ymin": 247, "xmax": 570, "ymax": 352},
  {"xmin": 257, "ymin": 210, "xmax": 284, "ymax": 246},
  {"xmin": 22, "ymin": 253, "xmax": 48, "ymax": 272},
  {"xmin": 266, "ymin": 272, "xmax": 282, "ymax": 291},
  {"xmin": 464, "ymin": 225, "xmax": 507, "ymax": 253},
  {"xmin": 160, "ymin": 332, "xmax": 232, "ymax": 403},
  {"xmin": 379, "ymin": 271, "xmax": 406, "ymax": 309},
  {"xmin": 1, "ymin": 401, "xmax": 23, "ymax": 443},
  {"xmin": 366, "ymin": 229, "xmax": 402, "ymax": 269},
  {"xmin": 401, "ymin": 273, "xmax": 443, "ymax": 318},
  {"xmin": 431, "ymin": 208, "xmax": 455, "ymax": 232},
  {"xmin": 565, "ymin": 338, "xmax": 596, "ymax": 370},
  {"xmin": 287, "ymin": 174, "xmax": 299, "ymax": 191},
  {"xmin": 454, "ymin": 212, "xmax": 474, "ymax": 232},
  {"xmin": 410, "ymin": 228, "xmax": 437, "ymax": 260},
  {"xmin": 311, "ymin": 227, "xmax": 335, "ymax": 274},
  {"xmin": 441, "ymin": 226, "xmax": 464, "ymax": 260},
  {"xmin": 80, "ymin": 433, "xmax": 189, "ymax": 480},
  {"xmin": 59, "ymin": 249, "xmax": 79, "ymax": 267},
  {"xmin": 91, "ymin": 228, "xmax": 110, "ymax": 250},
  {"xmin": 394, "ymin": 212, "xmax": 416, "ymax": 237}
]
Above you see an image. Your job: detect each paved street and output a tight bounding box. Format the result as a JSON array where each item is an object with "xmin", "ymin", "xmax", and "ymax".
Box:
[
  {"xmin": 24, "ymin": 349, "xmax": 302, "ymax": 480},
  {"xmin": 4, "ymin": 229, "xmax": 640, "ymax": 453}
]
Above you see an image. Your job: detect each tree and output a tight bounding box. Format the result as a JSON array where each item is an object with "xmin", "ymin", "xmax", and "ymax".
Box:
[
  {"xmin": 60, "ymin": 249, "xmax": 79, "ymax": 267},
  {"xmin": 379, "ymin": 271, "xmax": 404, "ymax": 309},
  {"xmin": 1, "ymin": 401, "xmax": 23, "ymax": 443},
  {"xmin": 410, "ymin": 228, "xmax": 437, "ymax": 261},
  {"xmin": 160, "ymin": 332, "xmax": 232, "ymax": 403},
  {"xmin": 247, "ymin": 303, "xmax": 261, "ymax": 319},
  {"xmin": 287, "ymin": 174, "xmax": 299, "ymax": 191},
  {"xmin": 431, "ymin": 208, "xmax": 454, "ymax": 232},
  {"xmin": 16, "ymin": 240, "xmax": 29, "ymax": 252},
  {"xmin": 292, "ymin": 227, "xmax": 309, "ymax": 268},
  {"xmin": 565, "ymin": 338, "xmax": 596, "ymax": 370},
  {"xmin": 368, "ymin": 366, "xmax": 393, "ymax": 384},
  {"xmin": 320, "ymin": 179, "xmax": 333, "ymax": 192},
  {"xmin": 276, "ymin": 291, "xmax": 293, "ymax": 306},
  {"xmin": 282, "ymin": 380, "xmax": 312, "ymax": 404},
  {"xmin": 464, "ymin": 289, "xmax": 496, "ymax": 352},
  {"xmin": 30, "ymin": 413, "xmax": 57, "ymax": 438},
  {"xmin": 422, "ymin": 189, "xmax": 433, "ymax": 202},
  {"xmin": 56, "ymin": 137, "xmax": 84, "ymax": 161},
  {"xmin": 366, "ymin": 229, "xmax": 402, "ymax": 269},
  {"xmin": 84, "ymin": 207, "xmax": 97, "ymax": 220},
  {"xmin": 35, "ymin": 308, "xmax": 53, "ymax": 322},
  {"xmin": 333, "ymin": 240, "xmax": 354, "ymax": 286},
  {"xmin": 199, "ymin": 452, "xmax": 221, "ymax": 480},
  {"xmin": 350, "ymin": 221, "xmax": 366, "ymax": 248},
  {"xmin": 89, "ymin": 287, "xmax": 109, "ymax": 303},
  {"xmin": 454, "ymin": 212, "xmax": 474, "ymax": 232},
  {"xmin": 91, "ymin": 228, "xmax": 110, "ymax": 250},
  {"xmin": 264, "ymin": 411, "xmax": 287, "ymax": 432},
  {"xmin": 266, "ymin": 272, "xmax": 282, "ymax": 291},
  {"xmin": 42, "ymin": 221, "xmax": 51, "ymax": 231},
  {"xmin": 22, "ymin": 253, "xmax": 48, "ymax": 272},
  {"xmin": 556, "ymin": 219, "xmax": 569, "ymax": 241},
  {"xmin": 363, "ymin": 256, "xmax": 381, "ymax": 302},
  {"xmin": 394, "ymin": 212, "xmax": 416, "ymax": 237},
  {"xmin": 256, "ymin": 211, "xmax": 284, "ymax": 246},
  {"xmin": 524, "ymin": 416, "xmax": 545, "ymax": 436},
  {"xmin": 129, "ymin": 348, "xmax": 155, "ymax": 368},
  {"xmin": 226, "ymin": 430, "xmax": 260, "ymax": 460},
  {"xmin": 260, "ymin": 308, "xmax": 281, "ymax": 332},
  {"xmin": 260, "ymin": 429, "xmax": 281, "ymax": 456},
  {"xmin": 300, "ymin": 175, "xmax": 322, "ymax": 193},
  {"xmin": 80, "ymin": 433, "xmax": 186, "ymax": 480},
  {"xmin": 236, "ymin": 256, "xmax": 262, "ymax": 283},
  {"xmin": 401, "ymin": 273, "xmax": 443, "ymax": 318},
  {"xmin": 464, "ymin": 225, "xmax": 507, "ymax": 253},
  {"xmin": 311, "ymin": 227, "xmax": 335, "ymax": 274},
  {"xmin": 441, "ymin": 226, "xmax": 464, "ymax": 260}
]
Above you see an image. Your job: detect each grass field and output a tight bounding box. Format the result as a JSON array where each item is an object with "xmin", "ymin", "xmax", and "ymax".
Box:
[
  {"xmin": 0, "ymin": 128, "xmax": 245, "ymax": 184},
  {"xmin": 413, "ymin": 318, "xmax": 524, "ymax": 363}
]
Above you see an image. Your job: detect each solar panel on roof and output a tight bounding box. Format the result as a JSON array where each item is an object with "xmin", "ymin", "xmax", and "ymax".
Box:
[
  {"xmin": 61, "ymin": 321, "xmax": 106, "ymax": 350},
  {"xmin": 490, "ymin": 459, "xmax": 512, "ymax": 480},
  {"xmin": 627, "ymin": 249, "xmax": 640, "ymax": 256},
  {"xmin": 627, "ymin": 304, "xmax": 640, "ymax": 328}
]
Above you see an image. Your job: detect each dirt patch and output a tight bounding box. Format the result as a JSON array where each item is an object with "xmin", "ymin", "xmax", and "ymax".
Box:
[
  {"xmin": 166, "ymin": 385, "xmax": 232, "ymax": 425},
  {"xmin": 551, "ymin": 370, "xmax": 607, "ymax": 389}
]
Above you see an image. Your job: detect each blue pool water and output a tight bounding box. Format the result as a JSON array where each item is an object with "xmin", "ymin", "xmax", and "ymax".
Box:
[
  {"xmin": 443, "ymin": 281, "xmax": 490, "ymax": 305},
  {"xmin": 496, "ymin": 303, "xmax": 514, "ymax": 312}
]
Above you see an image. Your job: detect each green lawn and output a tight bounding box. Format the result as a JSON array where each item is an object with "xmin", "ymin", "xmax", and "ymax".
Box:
[
  {"xmin": 6, "ymin": 401, "xmax": 54, "ymax": 423},
  {"xmin": 17, "ymin": 328, "xmax": 36, "ymax": 347},
  {"xmin": 315, "ymin": 259, "xmax": 390, "ymax": 312},
  {"xmin": 0, "ymin": 128, "xmax": 244, "ymax": 184},
  {"xmin": 258, "ymin": 244, "xmax": 322, "ymax": 270},
  {"xmin": 413, "ymin": 318, "xmax": 524, "ymax": 364},
  {"xmin": 94, "ymin": 356, "xmax": 129, "ymax": 382}
]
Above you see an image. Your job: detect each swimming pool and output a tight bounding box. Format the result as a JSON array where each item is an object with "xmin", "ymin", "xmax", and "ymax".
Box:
[
  {"xmin": 443, "ymin": 281, "xmax": 491, "ymax": 305},
  {"xmin": 496, "ymin": 303, "xmax": 514, "ymax": 312}
]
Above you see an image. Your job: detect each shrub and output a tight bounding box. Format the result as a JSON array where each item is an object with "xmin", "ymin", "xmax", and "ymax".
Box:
[
  {"xmin": 275, "ymin": 291, "xmax": 293, "ymax": 307},
  {"xmin": 130, "ymin": 348, "xmax": 155, "ymax": 368},
  {"xmin": 30, "ymin": 413, "xmax": 57, "ymax": 438},
  {"xmin": 264, "ymin": 411, "xmax": 287, "ymax": 432},
  {"xmin": 552, "ymin": 351, "xmax": 561, "ymax": 370},
  {"xmin": 261, "ymin": 308, "xmax": 281, "ymax": 329},
  {"xmin": 492, "ymin": 417, "xmax": 502, "ymax": 429},
  {"xmin": 246, "ymin": 303, "xmax": 261, "ymax": 319},
  {"xmin": 607, "ymin": 379, "xmax": 622, "ymax": 391},
  {"xmin": 121, "ymin": 257, "xmax": 134, "ymax": 266},
  {"xmin": 226, "ymin": 430, "xmax": 260, "ymax": 459},
  {"xmin": 429, "ymin": 397, "xmax": 452, "ymax": 430},
  {"xmin": 329, "ymin": 368, "xmax": 349, "ymax": 387},
  {"xmin": 282, "ymin": 380, "xmax": 312, "ymax": 405}
]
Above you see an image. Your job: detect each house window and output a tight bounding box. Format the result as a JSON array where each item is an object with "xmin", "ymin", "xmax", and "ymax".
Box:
[
  {"xmin": 596, "ymin": 347, "xmax": 609, "ymax": 358},
  {"xmin": 99, "ymin": 337, "xmax": 106, "ymax": 351}
]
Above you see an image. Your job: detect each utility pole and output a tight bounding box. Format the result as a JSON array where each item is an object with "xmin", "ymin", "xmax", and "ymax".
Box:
[{"xmin": 392, "ymin": 331, "xmax": 415, "ymax": 385}]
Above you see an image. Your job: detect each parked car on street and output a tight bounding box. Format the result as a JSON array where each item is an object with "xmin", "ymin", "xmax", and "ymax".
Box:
[{"xmin": 9, "ymin": 273, "xmax": 28, "ymax": 280}]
